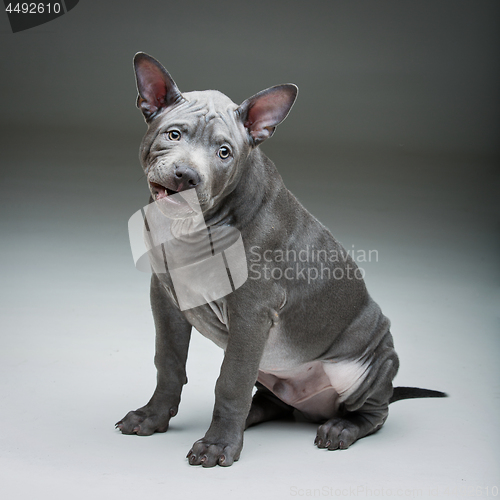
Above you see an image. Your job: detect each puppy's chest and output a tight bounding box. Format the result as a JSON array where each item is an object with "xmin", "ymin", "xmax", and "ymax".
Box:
[{"xmin": 183, "ymin": 298, "xmax": 306, "ymax": 368}]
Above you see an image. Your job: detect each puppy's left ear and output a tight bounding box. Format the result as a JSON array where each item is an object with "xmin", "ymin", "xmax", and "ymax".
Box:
[
  {"xmin": 237, "ymin": 84, "xmax": 298, "ymax": 145},
  {"xmin": 133, "ymin": 52, "xmax": 183, "ymax": 122}
]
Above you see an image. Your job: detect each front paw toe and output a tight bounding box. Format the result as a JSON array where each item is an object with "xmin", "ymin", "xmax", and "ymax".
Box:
[
  {"xmin": 187, "ymin": 440, "xmax": 238, "ymax": 467},
  {"xmin": 116, "ymin": 410, "xmax": 147, "ymax": 434},
  {"xmin": 115, "ymin": 408, "xmax": 172, "ymax": 435}
]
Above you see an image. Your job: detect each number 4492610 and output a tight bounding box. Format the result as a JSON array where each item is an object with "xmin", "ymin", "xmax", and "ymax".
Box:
[{"xmin": 5, "ymin": 3, "xmax": 62, "ymax": 14}]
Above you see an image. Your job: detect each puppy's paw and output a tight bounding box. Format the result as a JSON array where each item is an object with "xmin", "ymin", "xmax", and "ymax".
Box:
[
  {"xmin": 115, "ymin": 406, "xmax": 177, "ymax": 436},
  {"xmin": 315, "ymin": 417, "xmax": 360, "ymax": 450},
  {"xmin": 186, "ymin": 437, "xmax": 242, "ymax": 467}
]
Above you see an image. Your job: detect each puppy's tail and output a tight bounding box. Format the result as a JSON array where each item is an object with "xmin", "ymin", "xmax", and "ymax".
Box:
[{"xmin": 389, "ymin": 386, "xmax": 447, "ymax": 404}]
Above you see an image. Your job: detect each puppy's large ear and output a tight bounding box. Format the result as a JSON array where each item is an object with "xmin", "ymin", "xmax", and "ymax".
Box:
[
  {"xmin": 237, "ymin": 84, "xmax": 298, "ymax": 145},
  {"xmin": 133, "ymin": 52, "xmax": 183, "ymax": 122}
]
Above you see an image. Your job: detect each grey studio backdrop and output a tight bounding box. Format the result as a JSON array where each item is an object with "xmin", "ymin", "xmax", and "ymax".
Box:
[{"xmin": 0, "ymin": 1, "xmax": 498, "ymax": 499}]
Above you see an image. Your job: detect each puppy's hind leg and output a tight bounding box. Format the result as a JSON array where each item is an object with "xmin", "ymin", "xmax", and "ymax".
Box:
[
  {"xmin": 245, "ymin": 382, "xmax": 295, "ymax": 429},
  {"xmin": 315, "ymin": 353, "xmax": 399, "ymax": 450}
]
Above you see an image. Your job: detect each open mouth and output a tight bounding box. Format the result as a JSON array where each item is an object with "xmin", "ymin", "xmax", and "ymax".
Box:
[
  {"xmin": 148, "ymin": 181, "xmax": 201, "ymax": 219},
  {"xmin": 150, "ymin": 181, "xmax": 179, "ymax": 200}
]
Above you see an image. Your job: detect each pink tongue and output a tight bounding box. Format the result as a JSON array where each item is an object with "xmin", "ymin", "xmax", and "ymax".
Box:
[{"xmin": 156, "ymin": 187, "xmax": 168, "ymax": 199}]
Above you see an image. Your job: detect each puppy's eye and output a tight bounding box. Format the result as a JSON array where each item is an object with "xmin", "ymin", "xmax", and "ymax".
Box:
[
  {"xmin": 218, "ymin": 146, "xmax": 231, "ymax": 159},
  {"xmin": 166, "ymin": 130, "xmax": 181, "ymax": 141}
]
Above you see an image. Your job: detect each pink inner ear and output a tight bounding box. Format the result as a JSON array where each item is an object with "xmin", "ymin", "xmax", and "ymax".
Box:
[
  {"xmin": 137, "ymin": 63, "xmax": 167, "ymax": 107},
  {"xmin": 246, "ymin": 91, "xmax": 293, "ymax": 132},
  {"xmin": 247, "ymin": 96, "xmax": 280, "ymax": 129}
]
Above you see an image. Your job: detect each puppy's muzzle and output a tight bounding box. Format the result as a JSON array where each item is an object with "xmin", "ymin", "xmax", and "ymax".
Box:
[{"xmin": 150, "ymin": 164, "xmax": 201, "ymax": 200}]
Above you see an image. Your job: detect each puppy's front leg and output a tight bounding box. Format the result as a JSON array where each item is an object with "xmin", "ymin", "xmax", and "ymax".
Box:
[
  {"xmin": 116, "ymin": 273, "xmax": 192, "ymax": 435},
  {"xmin": 187, "ymin": 304, "xmax": 271, "ymax": 467}
]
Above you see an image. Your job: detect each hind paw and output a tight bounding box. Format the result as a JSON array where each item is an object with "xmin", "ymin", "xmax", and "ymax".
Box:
[{"xmin": 315, "ymin": 417, "xmax": 360, "ymax": 450}]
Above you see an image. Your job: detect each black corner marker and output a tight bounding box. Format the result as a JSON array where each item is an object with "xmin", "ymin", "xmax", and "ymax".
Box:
[
  {"xmin": 4, "ymin": 0, "xmax": 79, "ymax": 33},
  {"xmin": 63, "ymin": 0, "xmax": 78, "ymax": 12}
]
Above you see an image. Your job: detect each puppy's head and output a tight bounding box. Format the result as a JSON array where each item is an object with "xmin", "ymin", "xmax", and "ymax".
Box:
[{"xmin": 133, "ymin": 52, "xmax": 297, "ymax": 213}]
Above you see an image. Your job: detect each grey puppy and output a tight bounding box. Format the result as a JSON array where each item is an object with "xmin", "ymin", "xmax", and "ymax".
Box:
[{"xmin": 116, "ymin": 52, "xmax": 445, "ymax": 467}]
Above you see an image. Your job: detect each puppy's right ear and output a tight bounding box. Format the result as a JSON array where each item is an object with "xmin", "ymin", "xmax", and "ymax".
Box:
[{"xmin": 133, "ymin": 52, "xmax": 183, "ymax": 122}]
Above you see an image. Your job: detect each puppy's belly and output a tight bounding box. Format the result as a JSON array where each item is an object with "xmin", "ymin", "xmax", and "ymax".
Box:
[{"xmin": 257, "ymin": 359, "xmax": 369, "ymax": 421}]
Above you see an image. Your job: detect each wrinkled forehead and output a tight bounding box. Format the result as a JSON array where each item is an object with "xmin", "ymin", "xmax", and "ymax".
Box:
[{"xmin": 155, "ymin": 90, "xmax": 242, "ymax": 138}]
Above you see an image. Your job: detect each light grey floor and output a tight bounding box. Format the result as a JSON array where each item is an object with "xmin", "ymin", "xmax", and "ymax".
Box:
[{"xmin": 0, "ymin": 129, "xmax": 498, "ymax": 499}]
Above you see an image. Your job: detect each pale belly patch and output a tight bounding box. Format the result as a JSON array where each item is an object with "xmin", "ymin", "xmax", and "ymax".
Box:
[{"xmin": 257, "ymin": 359, "xmax": 369, "ymax": 421}]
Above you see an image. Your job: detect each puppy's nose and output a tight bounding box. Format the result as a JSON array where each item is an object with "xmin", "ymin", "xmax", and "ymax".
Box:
[{"xmin": 173, "ymin": 164, "xmax": 201, "ymax": 192}]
